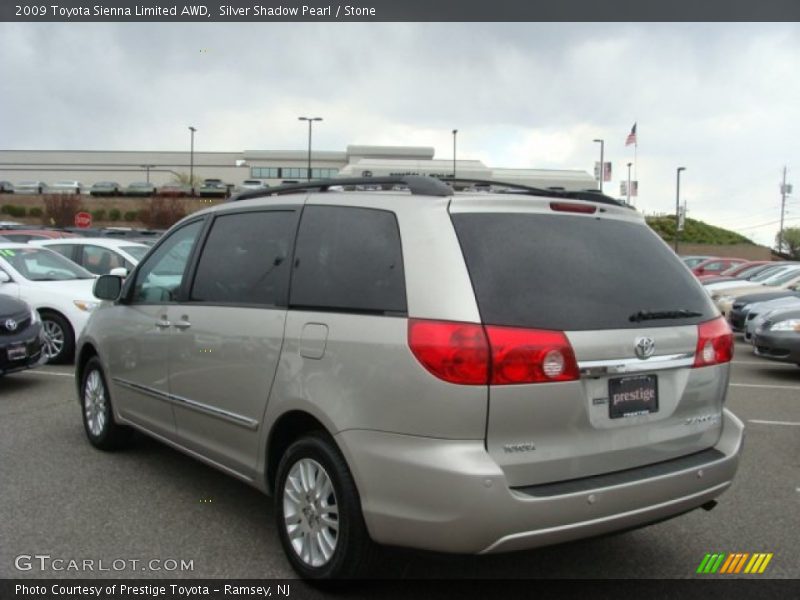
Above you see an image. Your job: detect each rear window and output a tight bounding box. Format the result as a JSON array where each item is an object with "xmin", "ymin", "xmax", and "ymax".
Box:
[{"xmin": 451, "ymin": 213, "xmax": 717, "ymax": 331}]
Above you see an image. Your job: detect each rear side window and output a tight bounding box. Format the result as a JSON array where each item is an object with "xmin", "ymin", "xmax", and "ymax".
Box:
[
  {"xmin": 290, "ymin": 205, "xmax": 406, "ymax": 314},
  {"xmin": 191, "ymin": 211, "xmax": 296, "ymax": 306},
  {"xmin": 452, "ymin": 213, "xmax": 717, "ymax": 331}
]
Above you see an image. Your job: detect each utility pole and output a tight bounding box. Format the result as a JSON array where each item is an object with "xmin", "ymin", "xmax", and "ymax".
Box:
[
  {"xmin": 593, "ymin": 139, "xmax": 604, "ymax": 192},
  {"xmin": 779, "ymin": 166, "xmax": 787, "ymax": 254},
  {"xmin": 626, "ymin": 162, "xmax": 632, "ymax": 206},
  {"xmin": 452, "ymin": 129, "xmax": 458, "ymax": 178},
  {"xmin": 675, "ymin": 167, "xmax": 686, "ymax": 253}
]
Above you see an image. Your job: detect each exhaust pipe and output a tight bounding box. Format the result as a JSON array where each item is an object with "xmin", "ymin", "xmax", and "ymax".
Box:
[{"xmin": 701, "ymin": 500, "xmax": 718, "ymax": 512}]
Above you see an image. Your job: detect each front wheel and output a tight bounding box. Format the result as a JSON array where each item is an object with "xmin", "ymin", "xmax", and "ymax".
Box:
[
  {"xmin": 81, "ymin": 357, "xmax": 133, "ymax": 450},
  {"xmin": 275, "ymin": 433, "xmax": 374, "ymax": 579},
  {"xmin": 41, "ymin": 312, "xmax": 74, "ymax": 364}
]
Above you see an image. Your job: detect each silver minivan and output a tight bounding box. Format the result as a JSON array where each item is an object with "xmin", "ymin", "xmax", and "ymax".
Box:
[{"xmin": 77, "ymin": 176, "xmax": 743, "ymax": 579}]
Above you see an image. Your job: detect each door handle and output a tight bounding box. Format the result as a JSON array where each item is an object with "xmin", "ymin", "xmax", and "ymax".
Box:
[
  {"xmin": 155, "ymin": 317, "xmax": 171, "ymax": 329},
  {"xmin": 173, "ymin": 319, "xmax": 191, "ymax": 330}
]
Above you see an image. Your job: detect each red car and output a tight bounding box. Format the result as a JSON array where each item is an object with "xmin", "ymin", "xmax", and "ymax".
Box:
[{"xmin": 691, "ymin": 257, "xmax": 748, "ymax": 277}]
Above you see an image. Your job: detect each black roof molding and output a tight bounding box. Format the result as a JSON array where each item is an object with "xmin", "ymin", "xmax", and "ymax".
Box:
[
  {"xmin": 230, "ymin": 175, "xmax": 454, "ymax": 201},
  {"xmin": 438, "ymin": 178, "xmax": 627, "ymax": 207}
]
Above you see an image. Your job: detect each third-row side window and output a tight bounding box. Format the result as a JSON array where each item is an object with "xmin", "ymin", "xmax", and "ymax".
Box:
[{"xmin": 289, "ymin": 205, "xmax": 407, "ymax": 314}]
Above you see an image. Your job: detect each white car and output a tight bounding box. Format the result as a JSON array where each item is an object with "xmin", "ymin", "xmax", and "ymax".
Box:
[
  {"xmin": 48, "ymin": 180, "xmax": 84, "ymax": 194},
  {"xmin": 31, "ymin": 238, "xmax": 149, "ymax": 276},
  {"xmin": 237, "ymin": 179, "xmax": 269, "ymax": 193},
  {"xmin": 14, "ymin": 181, "xmax": 47, "ymax": 194},
  {"xmin": 0, "ymin": 244, "xmax": 97, "ymax": 363}
]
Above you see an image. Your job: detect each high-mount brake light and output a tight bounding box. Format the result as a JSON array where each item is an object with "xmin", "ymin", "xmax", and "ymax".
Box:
[
  {"xmin": 549, "ymin": 201, "xmax": 597, "ymax": 214},
  {"xmin": 408, "ymin": 320, "xmax": 579, "ymax": 385},
  {"xmin": 693, "ymin": 317, "xmax": 734, "ymax": 368}
]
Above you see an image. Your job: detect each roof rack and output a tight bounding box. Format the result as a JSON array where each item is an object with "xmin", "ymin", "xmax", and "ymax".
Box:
[
  {"xmin": 230, "ymin": 175, "xmax": 454, "ymax": 201},
  {"xmin": 438, "ymin": 178, "xmax": 627, "ymax": 207}
]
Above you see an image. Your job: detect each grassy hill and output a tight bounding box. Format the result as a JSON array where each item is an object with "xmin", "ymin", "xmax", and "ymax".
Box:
[{"xmin": 646, "ymin": 216, "xmax": 755, "ymax": 246}]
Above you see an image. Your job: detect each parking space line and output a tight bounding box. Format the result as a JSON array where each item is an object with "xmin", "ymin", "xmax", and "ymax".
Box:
[
  {"xmin": 747, "ymin": 419, "xmax": 800, "ymax": 427},
  {"xmin": 731, "ymin": 360, "xmax": 796, "ymax": 367},
  {"xmin": 730, "ymin": 383, "xmax": 800, "ymax": 391},
  {"xmin": 23, "ymin": 370, "xmax": 74, "ymax": 378}
]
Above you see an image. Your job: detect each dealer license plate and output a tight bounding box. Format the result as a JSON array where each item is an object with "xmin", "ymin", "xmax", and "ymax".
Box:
[
  {"xmin": 608, "ymin": 374, "xmax": 658, "ymax": 419},
  {"xmin": 7, "ymin": 344, "xmax": 27, "ymax": 361}
]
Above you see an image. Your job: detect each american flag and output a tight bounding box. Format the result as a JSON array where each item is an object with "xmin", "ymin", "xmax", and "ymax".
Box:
[{"xmin": 625, "ymin": 123, "xmax": 637, "ymax": 146}]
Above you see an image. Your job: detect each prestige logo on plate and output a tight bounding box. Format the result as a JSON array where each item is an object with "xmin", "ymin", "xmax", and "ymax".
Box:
[{"xmin": 696, "ymin": 552, "xmax": 774, "ymax": 575}]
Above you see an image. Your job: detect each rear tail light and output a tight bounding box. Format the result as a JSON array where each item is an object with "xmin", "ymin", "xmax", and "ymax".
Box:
[
  {"xmin": 408, "ymin": 320, "xmax": 489, "ymax": 385},
  {"xmin": 485, "ymin": 325, "xmax": 580, "ymax": 384},
  {"xmin": 408, "ymin": 319, "xmax": 579, "ymax": 385},
  {"xmin": 693, "ymin": 317, "xmax": 734, "ymax": 368}
]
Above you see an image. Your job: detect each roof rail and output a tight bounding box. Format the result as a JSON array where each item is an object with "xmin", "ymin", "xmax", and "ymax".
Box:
[
  {"xmin": 230, "ymin": 175, "xmax": 453, "ymax": 201},
  {"xmin": 438, "ymin": 178, "xmax": 628, "ymax": 207}
]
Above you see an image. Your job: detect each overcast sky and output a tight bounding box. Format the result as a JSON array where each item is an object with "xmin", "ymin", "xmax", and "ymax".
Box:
[{"xmin": 1, "ymin": 22, "xmax": 799, "ymax": 246}]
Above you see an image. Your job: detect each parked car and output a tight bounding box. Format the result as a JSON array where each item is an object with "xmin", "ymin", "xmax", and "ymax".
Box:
[
  {"xmin": 77, "ymin": 176, "xmax": 742, "ymax": 580},
  {"xmin": 752, "ymin": 307, "xmax": 800, "ymax": 366},
  {"xmin": 124, "ymin": 182, "xmax": 156, "ymax": 197},
  {"xmin": 714, "ymin": 269, "xmax": 800, "ymax": 316},
  {"xmin": 90, "ymin": 181, "xmax": 122, "ymax": 197},
  {"xmin": 743, "ymin": 296, "xmax": 800, "ymax": 343},
  {"xmin": 237, "ymin": 179, "xmax": 269, "ymax": 193},
  {"xmin": 198, "ymin": 178, "xmax": 229, "ymax": 198},
  {"xmin": 691, "ymin": 257, "xmax": 748, "ymax": 277},
  {"xmin": 14, "ymin": 181, "xmax": 47, "ymax": 195},
  {"xmin": 31, "ymin": 238, "xmax": 149, "ymax": 276},
  {"xmin": 726, "ymin": 283, "xmax": 800, "ymax": 331},
  {"xmin": 0, "ymin": 229, "xmax": 79, "ymax": 243},
  {"xmin": 0, "ymin": 181, "xmax": 14, "ymax": 194},
  {"xmin": 0, "ymin": 244, "xmax": 96, "ymax": 363},
  {"xmin": 158, "ymin": 183, "xmax": 191, "ymax": 197},
  {"xmin": 0, "ymin": 296, "xmax": 46, "ymax": 376},
  {"xmin": 49, "ymin": 180, "xmax": 84, "ymax": 194},
  {"xmin": 703, "ymin": 263, "xmax": 798, "ymax": 295},
  {"xmin": 680, "ymin": 255, "xmax": 714, "ymax": 269}
]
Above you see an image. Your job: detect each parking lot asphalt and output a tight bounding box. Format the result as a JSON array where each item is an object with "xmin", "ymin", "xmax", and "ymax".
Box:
[{"xmin": 1, "ymin": 339, "xmax": 798, "ymax": 580}]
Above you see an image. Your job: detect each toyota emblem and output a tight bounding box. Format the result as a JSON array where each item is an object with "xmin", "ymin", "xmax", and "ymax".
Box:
[
  {"xmin": 634, "ymin": 336, "xmax": 655, "ymax": 359},
  {"xmin": 4, "ymin": 318, "xmax": 18, "ymax": 332}
]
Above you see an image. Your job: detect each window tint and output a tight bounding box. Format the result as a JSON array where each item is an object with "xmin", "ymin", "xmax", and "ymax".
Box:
[
  {"xmin": 190, "ymin": 211, "xmax": 296, "ymax": 306},
  {"xmin": 42, "ymin": 244, "xmax": 76, "ymax": 261},
  {"xmin": 451, "ymin": 213, "xmax": 717, "ymax": 331},
  {"xmin": 131, "ymin": 220, "xmax": 203, "ymax": 304},
  {"xmin": 290, "ymin": 206, "xmax": 406, "ymax": 314}
]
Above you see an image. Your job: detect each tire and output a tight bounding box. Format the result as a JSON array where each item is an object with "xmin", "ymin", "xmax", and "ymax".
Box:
[
  {"xmin": 275, "ymin": 433, "xmax": 374, "ymax": 580},
  {"xmin": 40, "ymin": 312, "xmax": 75, "ymax": 364},
  {"xmin": 80, "ymin": 356, "xmax": 133, "ymax": 450}
]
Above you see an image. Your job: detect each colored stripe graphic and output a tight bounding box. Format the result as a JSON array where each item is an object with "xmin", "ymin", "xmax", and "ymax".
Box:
[{"xmin": 698, "ymin": 552, "xmax": 773, "ymax": 574}]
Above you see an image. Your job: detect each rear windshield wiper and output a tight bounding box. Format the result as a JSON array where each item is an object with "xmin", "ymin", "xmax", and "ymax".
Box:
[{"xmin": 629, "ymin": 309, "xmax": 703, "ymax": 322}]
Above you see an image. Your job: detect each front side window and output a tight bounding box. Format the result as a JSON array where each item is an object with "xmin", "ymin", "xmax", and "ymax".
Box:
[
  {"xmin": 290, "ymin": 206, "xmax": 406, "ymax": 314},
  {"xmin": 82, "ymin": 245, "xmax": 125, "ymax": 275},
  {"xmin": 131, "ymin": 220, "xmax": 203, "ymax": 304},
  {"xmin": 190, "ymin": 211, "xmax": 296, "ymax": 306}
]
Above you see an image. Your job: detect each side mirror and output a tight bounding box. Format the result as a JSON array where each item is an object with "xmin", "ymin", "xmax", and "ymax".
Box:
[
  {"xmin": 109, "ymin": 267, "xmax": 128, "ymax": 278},
  {"xmin": 0, "ymin": 271, "xmax": 9, "ymax": 283},
  {"xmin": 94, "ymin": 275, "xmax": 123, "ymax": 301}
]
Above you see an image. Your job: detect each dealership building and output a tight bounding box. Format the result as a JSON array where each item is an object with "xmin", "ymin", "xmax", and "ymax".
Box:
[{"xmin": 0, "ymin": 146, "xmax": 597, "ymax": 191}]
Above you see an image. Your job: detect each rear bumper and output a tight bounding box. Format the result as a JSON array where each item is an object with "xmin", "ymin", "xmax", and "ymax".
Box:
[{"xmin": 336, "ymin": 409, "xmax": 744, "ymax": 554}]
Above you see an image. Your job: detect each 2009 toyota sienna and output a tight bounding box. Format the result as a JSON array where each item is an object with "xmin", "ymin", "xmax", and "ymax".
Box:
[{"xmin": 76, "ymin": 176, "xmax": 744, "ymax": 579}]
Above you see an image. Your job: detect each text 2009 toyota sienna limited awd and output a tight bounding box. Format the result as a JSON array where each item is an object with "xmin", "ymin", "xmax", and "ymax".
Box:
[{"xmin": 76, "ymin": 176, "xmax": 743, "ymax": 579}]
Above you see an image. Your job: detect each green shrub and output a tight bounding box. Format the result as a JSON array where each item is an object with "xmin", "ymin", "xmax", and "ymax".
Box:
[
  {"xmin": 91, "ymin": 209, "xmax": 106, "ymax": 221},
  {"xmin": 0, "ymin": 205, "xmax": 10, "ymax": 215},
  {"xmin": 123, "ymin": 211, "xmax": 138, "ymax": 222},
  {"xmin": 28, "ymin": 207, "xmax": 43, "ymax": 218},
  {"xmin": 108, "ymin": 208, "xmax": 121, "ymax": 221},
  {"xmin": 6, "ymin": 205, "xmax": 26, "ymax": 217}
]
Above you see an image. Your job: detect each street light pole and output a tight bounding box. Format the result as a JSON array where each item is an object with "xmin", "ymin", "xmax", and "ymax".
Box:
[
  {"xmin": 452, "ymin": 129, "xmax": 458, "ymax": 178},
  {"xmin": 188, "ymin": 126, "xmax": 196, "ymax": 196},
  {"xmin": 593, "ymin": 139, "xmax": 604, "ymax": 192},
  {"xmin": 626, "ymin": 162, "xmax": 632, "ymax": 206},
  {"xmin": 298, "ymin": 117, "xmax": 323, "ymax": 181},
  {"xmin": 141, "ymin": 164, "xmax": 155, "ymax": 184},
  {"xmin": 675, "ymin": 167, "xmax": 686, "ymax": 253}
]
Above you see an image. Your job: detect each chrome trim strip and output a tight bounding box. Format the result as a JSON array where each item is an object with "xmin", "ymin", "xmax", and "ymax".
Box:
[
  {"xmin": 112, "ymin": 377, "xmax": 259, "ymax": 430},
  {"xmin": 578, "ymin": 352, "xmax": 695, "ymax": 376}
]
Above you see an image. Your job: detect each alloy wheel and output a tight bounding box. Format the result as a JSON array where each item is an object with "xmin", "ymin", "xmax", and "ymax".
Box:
[{"xmin": 84, "ymin": 369, "xmax": 107, "ymax": 437}]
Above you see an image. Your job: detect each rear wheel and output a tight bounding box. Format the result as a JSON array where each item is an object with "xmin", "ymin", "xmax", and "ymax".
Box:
[{"xmin": 275, "ymin": 433, "xmax": 374, "ymax": 579}]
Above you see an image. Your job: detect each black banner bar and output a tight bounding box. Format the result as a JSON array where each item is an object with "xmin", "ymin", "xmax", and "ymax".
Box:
[{"xmin": 2, "ymin": 0, "xmax": 800, "ymax": 22}]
